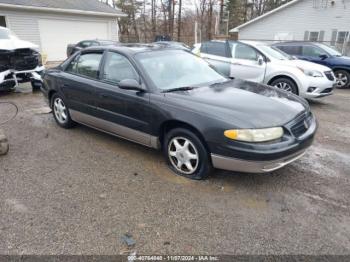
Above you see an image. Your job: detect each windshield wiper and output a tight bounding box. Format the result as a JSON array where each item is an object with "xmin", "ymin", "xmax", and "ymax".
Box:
[{"xmin": 161, "ymin": 86, "xmax": 195, "ymax": 93}]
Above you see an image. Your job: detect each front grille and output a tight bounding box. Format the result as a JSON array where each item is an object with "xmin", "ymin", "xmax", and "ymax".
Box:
[
  {"xmin": 10, "ymin": 49, "xmax": 39, "ymax": 71},
  {"xmin": 321, "ymin": 88, "xmax": 333, "ymax": 94},
  {"xmin": 290, "ymin": 113, "xmax": 312, "ymax": 138},
  {"xmin": 324, "ymin": 71, "xmax": 335, "ymax": 81}
]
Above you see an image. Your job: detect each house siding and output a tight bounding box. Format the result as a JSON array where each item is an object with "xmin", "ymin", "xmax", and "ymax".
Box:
[
  {"xmin": 237, "ymin": 0, "xmax": 350, "ymax": 42},
  {"xmin": 0, "ymin": 8, "xmax": 119, "ymax": 51}
]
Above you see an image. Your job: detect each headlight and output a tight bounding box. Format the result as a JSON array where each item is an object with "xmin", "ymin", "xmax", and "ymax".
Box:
[
  {"xmin": 224, "ymin": 127, "xmax": 284, "ymax": 142},
  {"xmin": 297, "ymin": 67, "xmax": 323, "ymax": 77}
]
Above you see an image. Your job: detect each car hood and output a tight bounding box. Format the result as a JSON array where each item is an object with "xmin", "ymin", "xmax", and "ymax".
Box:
[
  {"xmin": 164, "ymin": 79, "xmax": 308, "ymax": 128},
  {"xmin": 273, "ymin": 59, "xmax": 331, "ymax": 71},
  {"xmin": 0, "ymin": 38, "xmax": 38, "ymax": 51}
]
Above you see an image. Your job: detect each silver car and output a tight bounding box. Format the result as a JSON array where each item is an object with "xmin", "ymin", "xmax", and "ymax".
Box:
[{"xmin": 193, "ymin": 40, "xmax": 336, "ymax": 99}]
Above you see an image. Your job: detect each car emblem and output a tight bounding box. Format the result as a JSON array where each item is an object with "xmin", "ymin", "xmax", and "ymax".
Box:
[{"xmin": 304, "ymin": 120, "xmax": 309, "ymax": 129}]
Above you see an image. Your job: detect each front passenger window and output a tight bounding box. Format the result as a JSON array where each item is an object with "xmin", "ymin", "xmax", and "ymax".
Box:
[
  {"xmin": 302, "ymin": 46, "xmax": 327, "ymax": 57},
  {"xmin": 235, "ymin": 43, "xmax": 258, "ymax": 61},
  {"xmin": 102, "ymin": 52, "xmax": 138, "ymax": 84}
]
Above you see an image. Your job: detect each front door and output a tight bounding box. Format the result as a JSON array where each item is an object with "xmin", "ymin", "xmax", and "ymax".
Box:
[
  {"xmin": 200, "ymin": 41, "xmax": 232, "ymax": 77},
  {"xmin": 229, "ymin": 42, "xmax": 266, "ymax": 83},
  {"xmin": 300, "ymin": 45, "xmax": 329, "ymax": 66}
]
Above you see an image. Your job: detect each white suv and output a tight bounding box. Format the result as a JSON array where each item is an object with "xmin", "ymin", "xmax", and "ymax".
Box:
[{"xmin": 192, "ymin": 40, "xmax": 336, "ymax": 99}]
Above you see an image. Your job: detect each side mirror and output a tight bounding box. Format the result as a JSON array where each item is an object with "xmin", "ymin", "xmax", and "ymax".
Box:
[
  {"xmin": 258, "ymin": 55, "xmax": 265, "ymax": 65},
  {"xmin": 118, "ymin": 79, "xmax": 144, "ymax": 91},
  {"xmin": 319, "ymin": 54, "xmax": 328, "ymax": 60}
]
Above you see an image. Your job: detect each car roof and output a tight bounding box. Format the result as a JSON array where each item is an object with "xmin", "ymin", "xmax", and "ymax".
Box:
[
  {"xmin": 272, "ymin": 41, "xmax": 319, "ymax": 46},
  {"xmin": 83, "ymin": 43, "xmax": 186, "ymax": 55}
]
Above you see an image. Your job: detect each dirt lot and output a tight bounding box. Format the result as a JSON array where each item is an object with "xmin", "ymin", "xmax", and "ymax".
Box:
[{"xmin": 0, "ymin": 84, "xmax": 349, "ymax": 255}]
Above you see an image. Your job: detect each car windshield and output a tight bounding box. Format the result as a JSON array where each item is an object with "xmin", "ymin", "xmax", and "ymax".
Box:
[
  {"xmin": 0, "ymin": 28, "xmax": 18, "ymax": 40},
  {"xmin": 135, "ymin": 50, "xmax": 226, "ymax": 90},
  {"xmin": 257, "ymin": 45, "xmax": 292, "ymax": 60},
  {"xmin": 315, "ymin": 43, "xmax": 342, "ymax": 56}
]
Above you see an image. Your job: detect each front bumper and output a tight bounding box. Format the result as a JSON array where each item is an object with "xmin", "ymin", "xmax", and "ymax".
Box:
[
  {"xmin": 0, "ymin": 66, "xmax": 44, "ymax": 91},
  {"xmin": 212, "ymin": 149, "xmax": 306, "ymax": 173},
  {"xmin": 210, "ymin": 112, "xmax": 317, "ymax": 173},
  {"xmin": 302, "ymin": 76, "xmax": 336, "ymax": 99}
]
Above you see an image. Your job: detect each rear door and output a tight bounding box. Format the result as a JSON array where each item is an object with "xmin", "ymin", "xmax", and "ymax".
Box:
[
  {"xmin": 60, "ymin": 51, "xmax": 103, "ymax": 116},
  {"xmin": 94, "ymin": 51, "xmax": 152, "ymax": 145},
  {"xmin": 200, "ymin": 41, "xmax": 232, "ymax": 77},
  {"xmin": 230, "ymin": 42, "xmax": 266, "ymax": 82}
]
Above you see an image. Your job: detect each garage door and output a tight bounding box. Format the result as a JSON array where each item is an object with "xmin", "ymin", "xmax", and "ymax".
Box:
[{"xmin": 38, "ymin": 19, "xmax": 109, "ymax": 61}]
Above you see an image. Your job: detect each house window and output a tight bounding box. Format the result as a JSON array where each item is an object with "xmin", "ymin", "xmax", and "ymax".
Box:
[
  {"xmin": 0, "ymin": 16, "xmax": 6, "ymax": 27},
  {"xmin": 337, "ymin": 31, "xmax": 349, "ymax": 44},
  {"xmin": 309, "ymin": 31, "xmax": 320, "ymax": 41}
]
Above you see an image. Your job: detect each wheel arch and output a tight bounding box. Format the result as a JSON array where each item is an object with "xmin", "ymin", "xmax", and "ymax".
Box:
[
  {"xmin": 332, "ymin": 67, "xmax": 350, "ymax": 73},
  {"xmin": 267, "ymin": 75, "xmax": 299, "ymax": 95},
  {"xmin": 159, "ymin": 120, "xmax": 210, "ymax": 153},
  {"xmin": 48, "ymin": 90, "xmax": 57, "ymax": 108}
]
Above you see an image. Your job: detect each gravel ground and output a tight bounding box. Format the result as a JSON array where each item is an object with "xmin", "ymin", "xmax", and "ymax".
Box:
[{"xmin": 0, "ymin": 84, "xmax": 349, "ymax": 255}]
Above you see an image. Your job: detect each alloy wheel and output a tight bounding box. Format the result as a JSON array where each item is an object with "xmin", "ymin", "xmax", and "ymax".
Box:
[
  {"xmin": 168, "ymin": 136, "xmax": 199, "ymax": 175},
  {"xmin": 53, "ymin": 97, "xmax": 68, "ymax": 124},
  {"xmin": 274, "ymin": 82, "xmax": 293, "ymax": 92},
  {"xmin": 335, "ymin": 72, "xmax": 348, "ymax": 88}
]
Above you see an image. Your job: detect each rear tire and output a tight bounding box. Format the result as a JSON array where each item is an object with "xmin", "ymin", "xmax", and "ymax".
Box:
[
  {"xmin": 51, "ymin": 93, "xmax": 75, "ymax": 129},
  {"xmin": 334, "ymin": 70, "xmax": 350, "ymax": 89},
  {"xmin": 163, "ymin": 128, "xmax": 212, "ymax": 180},
  {"xmin": 270, "ymin": 77, "xmax": 298, "ymax": 95}
]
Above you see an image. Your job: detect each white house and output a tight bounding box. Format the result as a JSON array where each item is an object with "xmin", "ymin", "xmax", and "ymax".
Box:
[
  {"xmin": 0, "ymin": 0, "xmax": 125, "ymax": 61},
  {"xmin": 230, "ymin": 0, "xmax": 350, "ymax": 49}
]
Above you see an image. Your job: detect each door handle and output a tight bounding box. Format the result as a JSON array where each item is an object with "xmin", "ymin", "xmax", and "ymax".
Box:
[{"xmin": 100, "ymin": 93, "xmax": 108, "ymax": 98}]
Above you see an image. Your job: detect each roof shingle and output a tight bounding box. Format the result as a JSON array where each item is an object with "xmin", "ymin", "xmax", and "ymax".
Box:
[{"xmin": 0, "ymin": 0, "xmax": 124, "ymax": 16}]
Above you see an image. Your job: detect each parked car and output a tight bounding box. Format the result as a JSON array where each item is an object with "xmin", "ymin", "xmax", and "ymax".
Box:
[
  {"xmin": 66, "ymin": 40, "xmax": 119, "ymax": 57},
  {"xmin": 192, "ymin": 40, "xmax": 336, "ymax": 99},
  {"xmin": 41, "ymin": 45, "xmax": 317, "ymax": 180},
  {"xmin": 273, "ymin": 42, "xmax": 350, "ymax": 88},
  {"xmin": 0, "ymin": 26, "xmax": 44, "ymax": 91}
]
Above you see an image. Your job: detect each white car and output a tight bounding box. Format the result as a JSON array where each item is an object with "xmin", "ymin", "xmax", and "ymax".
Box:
[
  {"xmin": 192, "ymin": 40, "xmax": 336, "ymax": 99},
  {"xmin": 0, "ymin": 26, "xmax": 44, "ymax": 91}
]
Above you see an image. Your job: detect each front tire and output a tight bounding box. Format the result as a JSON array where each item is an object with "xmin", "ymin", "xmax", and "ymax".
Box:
[
  {"xmin": 270, "ymin": 77, "xmax": 298, "ymax": 95},
  {"xmin": 31, "ymin": 80, "xmax": 42, "ymax": 91},
  {"xmin": 163, "ymin": 128, "xmax": 212, "ymax": 180},
  {"xmin": 51, "ymin": 93, "xmax": 74, "ymax": 129},
  {"xmin": 334, "ymin": 70, "xmax": 350, "ymax": 88}
]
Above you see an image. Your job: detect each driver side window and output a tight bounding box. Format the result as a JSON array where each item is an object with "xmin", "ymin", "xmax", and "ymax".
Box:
[{"xmin": 102, "ymin": 52, "xmax": 138, "ymax": 84}]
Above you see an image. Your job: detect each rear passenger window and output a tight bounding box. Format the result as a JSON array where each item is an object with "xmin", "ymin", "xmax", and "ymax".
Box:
[
  {"xmin": 66, "ymin": 53, "xmax": 103, "ymax": 79},
  {"xmin": 206, "ymin": 42, "xmax": 227, "ymax": 57},
  {"xmin": 102, "ymin": 52, "xmax": 138, "ymax": 83}
]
